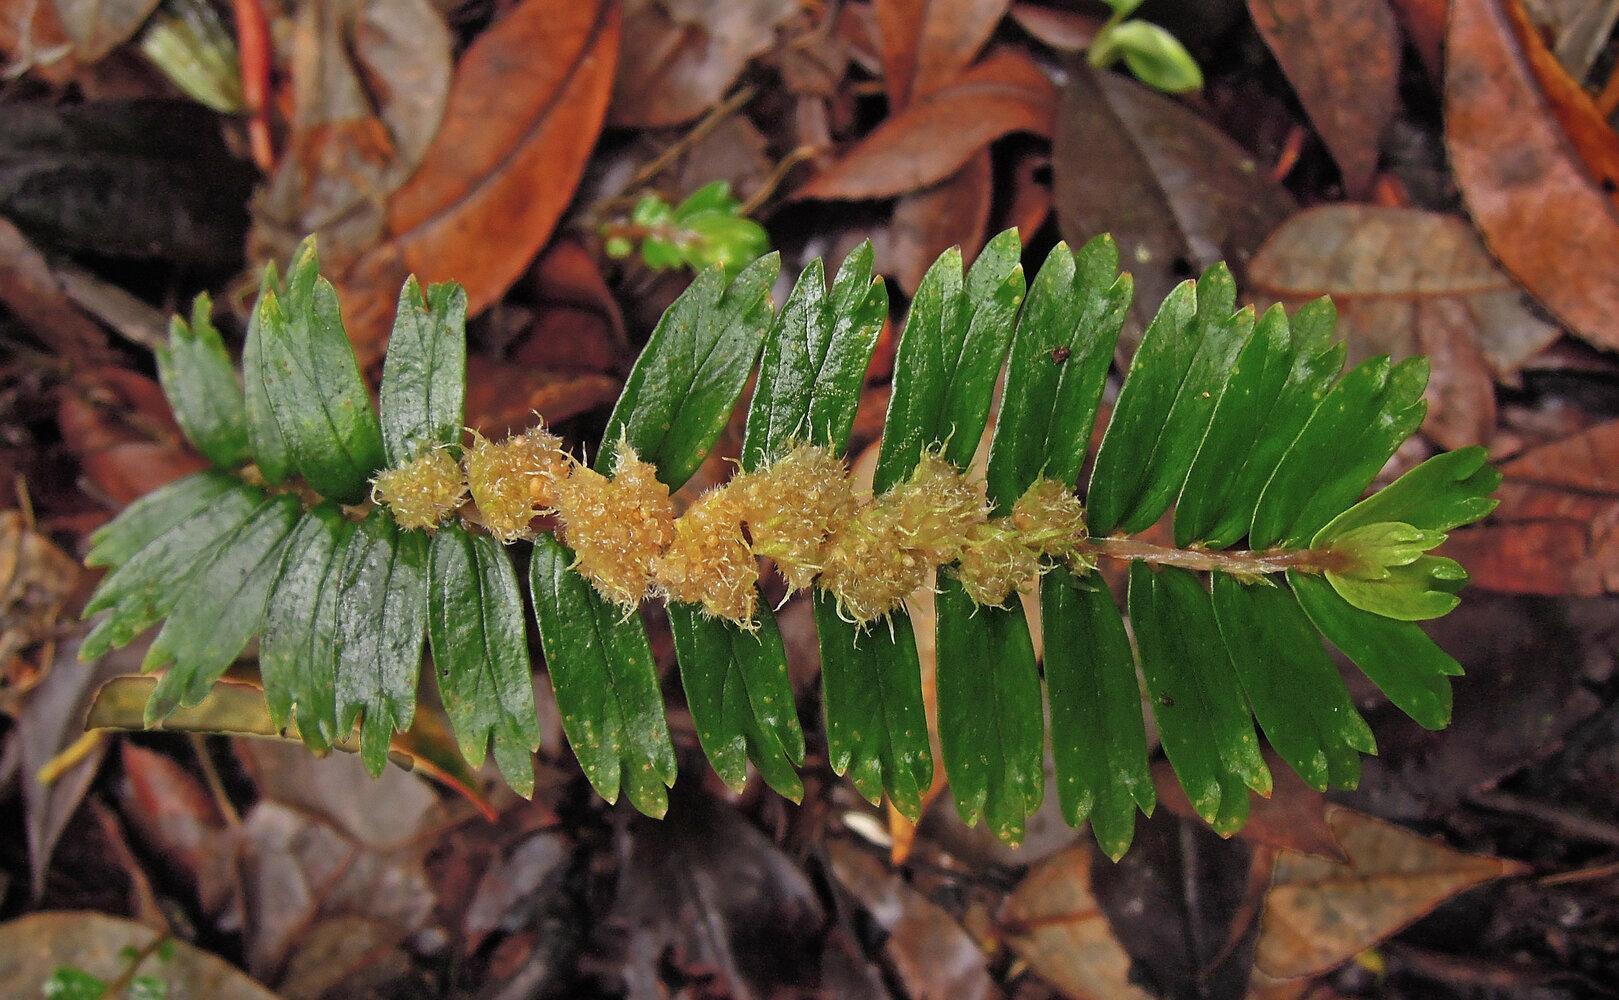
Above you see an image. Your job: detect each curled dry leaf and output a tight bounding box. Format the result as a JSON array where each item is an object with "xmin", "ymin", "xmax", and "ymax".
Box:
[
  {"xmin": 873, "ymin": 0, "xmax": 1011, "ymax": 109},
  {"xmin": 340, "ymin": 0, "xmax": 620, "ymax": 355},
  {"xmin": 796, "ymin": 48, "xmax": 1056, "ymax": 201},
  {"xmin": 1054, "ymin": 62, "xmax": 1295, "ymax": 344},
  {"xmin": 1446, "ymin": 0, "xmax": 1619, "ymax": 352},
  {"xmin": 1247, "ymin": 0, "xmax": 1400, "ymax": 197},
  {"xmin": 608, "ymin": 0, "xmax": 797, "ymax": 128},
  {"xmin": 827, "ymin": 841, "xmax": 1002, "ymax": 1000},
  {"xmin": 999, "ymin": 845, "xmax": 1156, "ymax": 1000},
  {"xmin": 1255, "ymin": 804, "xmax": 1526, "ymax": 980}
]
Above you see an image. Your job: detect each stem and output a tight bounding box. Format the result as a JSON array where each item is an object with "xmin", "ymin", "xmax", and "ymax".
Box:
[{"xmin": 1080, "ymin": 536, "xmax": 1338, "ymax": 576}]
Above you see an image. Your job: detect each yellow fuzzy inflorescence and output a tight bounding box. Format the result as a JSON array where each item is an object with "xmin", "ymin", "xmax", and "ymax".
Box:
[{"xmin": 373, "ymin": 423, "xmax": 1092, "ymax": 628}]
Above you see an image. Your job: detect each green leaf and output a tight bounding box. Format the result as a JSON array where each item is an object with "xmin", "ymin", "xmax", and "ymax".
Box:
[
  {"xmin": 81, "ymin": 481, "xmax": 266, "ymax": 662},
  {"xmin": 741, "ymin": 243, "xmax": 887, "ymax": 469},
  {"xmin": 260, "ymin": 504, "xmax": 350, "ymax": 752},
  {"xmin": 43, "ymin": 967, "xmax": 106, "ymax": 1000},
  {"xmin": 668, "ymin": 600, "xmax": 805, "ymax": 800},
  {"xmin": 986, "ymin": 236, "xmax": 1130, "ymax": 508},
  {"xmin": 1251, "ymin": 355, "xmax": 1429, "ymax": 548},
  {"xmin": 599, "ymin": 253, "xmax": 780, "ymax": 488},
  {"xmin": 85, "ymin": 471, "xmax": 237, "ymax": 569},
  {"xmin": 1211, "ymin": 575, "xmax": 1375, "ymax": 791},
  {"xmin": 142, "ymin": 493, "xmax": 301, "ymax": 725},
  {"xmin": 1042, "ymin": 568, "xmax": 1154, "ymax": 860},
  {"xmin": 241, "ymin": 262, "xmax": 293, "ymax": 484},
  {"xmin": 528, "ymin": 533, "xmax": 676, "ymax": 816},
  {"xmin": 1315, "ymin": 446, "xmax": 1500, "ymax": 541},
  {"xmin": 1089, "ymin": 264, "xmax": 1252, "ymax": 535},
  {"xmin": 1176, "ymin": 300, "xmax": 1345, "ymax": 547},
  {"xmin": 335, "ymin": 511, "xmax": 429, "ymax": 775},
  {"xmin": 128, "ymin": 975, "xmax": 168, "ymax": 1000},
  {"xmin": 1325, "ymin": 546, "xmax": 1468, "ymax": 621},
  {"xmin": 380, "ymin": 278, "xmax": 467, "ymax": 466},
  {"xmin": 935, "ymin": 579, "xmax": 1044, "ymax": 843},
  {"xmin": 875, "ymin": 229, "xmax": 1025, "ymax": 491},
  {"xmin": 814, "ymin": 592, "xmax": 933, "ymax": 819},
  {"xmin": 255, "ymin": 239, "xmax": 386, "ymax": 503},
  {"xmin": 155, "ymin": 292, "xmax": 250, "ymax": 468},
  {"xmin": 428, "ymin": 524, "xmax": 542, "ymax": 796},
  {"xmin": 1096, "ymin": 20, "xmax": 1204, "ymax": 93},
  {"xmin": 1128, "ymin": 564, "xmax": 1270, "ymax": 832},
  {"xmin": 1291, "ymin": 570, "xmax": 1461, "ymax": 730}
]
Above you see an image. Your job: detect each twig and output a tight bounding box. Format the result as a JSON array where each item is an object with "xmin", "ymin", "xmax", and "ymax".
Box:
[
  {"xmin": 1080, "ymin": 536, "xmax": 1345, "ymax": 576},
  {"xmin": 623, "ymin": 85, "xmax": 758, "ymax": 194},
  {"xmin": 1469, "ymin": 790, "xmax": 1619, "ymax": 850}
]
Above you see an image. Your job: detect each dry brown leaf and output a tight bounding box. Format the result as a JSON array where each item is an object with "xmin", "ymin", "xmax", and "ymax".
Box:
[
  {"xmin": 796, "ymin": 48, "xmax": 1056, "ymax": 201},
  {"xmin": 49, "ymin": 0, "xmax": 156, "ymax": 61},
  {"xmin": 1446, "ymin": 0, "xmax": 1619, "ymax": 353},
  {"xmin": 1248, "ymin": 0, "xmax": 1400, "ymax": 197},
  {"xmin": 1255, "ymin": 804, "xmax": 1525, "ymax": 980},
  {"xmin": 1247, "ymin": 205, "xmax": 1557, "ymax": 380},
  {"xmin": 1000, "ymin": 845, "xmax": 1156, "ymax": 1000},
  {"xmin": 0, "ymin": 216, "xmax": 107, "ymax": 360},
  {"xmin": 58, "ymin": 369, "xmax": 207, "ymax": 505},
  {"xmin": 0, "ymin": 510, "xmax": 80, "ymax": 704},
  {"xmin": 341, "ymin": 0, "xmax": 620, "ymax": 355},
  {"xmin": 608, "ymin": 0, "xmax": 796, "ymax": 128},
  {"xmin": 874, "ymin": 148, "xmax": 993, "ymax": 296},
  {"xmin": 1008, "ymin": 3, "xmax": 1102, "ymax": 51},
  {"xmin": 462, "ymin": 360, "xmax": 620, "ymax": 438},
  {"xmin": 1054, "ymin": 63, "xmax": 1295, "ymax": 346},
  {"xmin": 873, "ymin": 0, "xmax": 1011, "ymax": 108},
  {"xmin": 1151, "ymin": 758, "xmax": 1347, "ymax": 862}
]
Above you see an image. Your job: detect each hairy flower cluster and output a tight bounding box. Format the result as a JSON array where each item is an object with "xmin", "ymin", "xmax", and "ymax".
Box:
[{"xmin": 372, "ymin": 426, "xmax": 1091, "ymax": 627}]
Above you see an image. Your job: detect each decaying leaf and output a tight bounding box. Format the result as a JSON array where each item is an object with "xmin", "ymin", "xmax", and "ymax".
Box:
[
  {"xmin": 1152, "ymin": 758, "xmax": 1346, "ymax": 861},
  {"xmin": 1255, "ymin": 804, "xmax": 1525, "ymax": 979},
  {"xmin": 873, "ymin": 0, "xmax": 1011, "ymax": 109},
  {"xmin": 609, "ymin": 0, "xmax": 797, "ymax": 128},
  {"xmin": 341, "ymin": 0, "xmax": 620, "ymax": 355},
  {"xmin": 1000, "ymin": 845, "xmax": 1156, "ymax": 1000},
  {"xmin": 49, "ymin": 0, "xmax": 157, "ymax": 61},
  {"xmin": 1446, "ymin": 0, "xmax": 1619, "ymax": 352},
  {"xmin": 1248, "ymin": 0, "xmax": 1400, "ymax": 197},
  {"xmin": 0, "ymin": 510, "xmax": 80, "ymax": 703}
]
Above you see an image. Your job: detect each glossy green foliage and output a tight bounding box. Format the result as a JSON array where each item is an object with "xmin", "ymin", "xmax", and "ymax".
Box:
[{"xmin": 80, "ymin": 234, "xmax": 1497, "ymax": 856}]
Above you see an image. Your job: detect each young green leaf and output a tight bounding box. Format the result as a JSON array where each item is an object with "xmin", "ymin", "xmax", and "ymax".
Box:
[
  {"xmin": 814, "ymin": 592, "xmax": 933, "ymax": 819},
  {"xmin": 668, "ymin": 601, "xmax": 805, "ymax": 800},
  {"xmin": 255, "ymin": 239, "xmax": 386, "ymax": 503},
  {"xmin": 428, "ymin": 524, "xmax": 541, "ymax": 796},
  {"xmin": 1291, "ymin": 570, "xmax": 1461, "ymax": 730},
  {"xmin": 336, "ymin": 511, "xmax": 429, "ymax": 775},
  {"xmin": 1042, "ymin": 567, "xmax": 1154, "ymax": 860},
  {"xmin": 935, "ymin": 578, "xmax": 1045, "ymax": 843},
  {"xmin": 874, "ymin": 228, "xmax": 1025, "ymax": 491},
  {"xmin": 986, "ymin": 236, "xmax": 1131, "ymax": 508},
  {"xmin": 599, "ymin": 253, "xmax": 780, "ymax": 488},
  {"xmin": 1176, "ymin": 300, "xmax": 1346, "ymax": 547},
  {"xmin": 81, "ymin": 481, "xmax": 266, "ymax": 662},
  {"xmin": 529, "ymin": 534, "xmax": 677, "ymax": 816},
  {"xmin": 1315, "ymin": 445, "xmax": 1500, "ymax": 541},
  {"xmin": 141, "ymin": 493, "xmax": 301, "ymax": 725},
  {"xmin": 1129, "ymin": 564, "xmax": 1270, "ymax": 832},
  {"xmin": 1093, "ymin": 20, "xmax": 1204, "ymax": 94},
  {"xmin": 155, "ymin": 292, "xmax": 250, "ymax": 468},
  {"xmin": 241, "ymin": 261, "xmax": 293, "ymax": 484},
  {"xmin": 260, "ymin": 504, "xmax": 350, "ymax": 752},
  {"xmin": 1089, "ymin": 264, "xmax": 1253, "ymax": 535},
  {"xmin": 380, "ymin": 278, "xmax": 467, "ymax": 466},
  {"xmin": 740, "ymin": 243, "xmax": 887, "ymax": 469}
]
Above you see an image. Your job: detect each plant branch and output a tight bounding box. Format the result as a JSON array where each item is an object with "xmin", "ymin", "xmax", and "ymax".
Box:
[{"xmin": 1080, "ymin": 536, "xmax": 1341, "ymax": 576}]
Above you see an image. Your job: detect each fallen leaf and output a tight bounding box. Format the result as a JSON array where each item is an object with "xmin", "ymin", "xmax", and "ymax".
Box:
[
  {"xmin": 873, "ymin": 148, "xmax": 993, "ymax": 296},
  {"xmin": 0, "ymin": 216, "xmax": 106, "ymax": 360},
  {"xmin": 49, "ymin": 0, "xmax": 157, "ymax": 61},
  {"xmin": 1255, "ymin": 805, "xmax": 1526, "ymax": 979},
  {"xmin": 873, "ymin": 0, "xmax": 1011, "ymax": 109},
  {"xmin": 828, "ymin": 840, "xmax": 1002, "ymax": 1000},
  {"xmin": 1054, "ymin": 62, "xmax": 1295, "ymax": 344},
  {"xmin": 1248, "ymin": 0, "xmax": 1400, "ymax": 197},
  {"xmin": 1445, "ymin": 0, "xmax": 1619, "ymax": 352},
  {"xmin": 999, "ymin": 845, "xmax": 1157, "ymax": 1000},
  {"xmin": 1522, "ymin": 0, "xmax": 1619, "ymax": 81},
  {"xmin": 462, "ymin": 830, "xmax": 572, "ymax": 952},
  {"xmin": 608, "ymin": 0, "xmax": 796, "ymax": 128},
  {"xmin": 505, "ymin": 239, "xmax": 626, "ymax": 373},
  {"xmin": 0, "ymin": 911, "xmax": 280, "ymax": 999},
  {"xmin": 462, "ymin": 359, "xmax": 620, "ymax": 438},
  {"xmin": 0, "ymin": 509, "xmax": 80, "ymax": 705},
  {"xmin": 341, "ymin": 0, "xmax": 620, "ymax": 356},
  {"xmin": 1247, "ymin": 206, "xmax": 1559, "ymax": 380},
  {"xmin": 0, "ymin": 0, "xmax": 77, "ymax": 84},
  {"xmin": 1389, "ymin": 0, "xmax": 1447, "ymax": 79},
  {"xmin": 1008, "ymin": 3, "xmax": 1102, "ymax": 51},
  {"xmin": 117, "ymin": 743, "xmax": 239, "ymax": 920},
  {"xmin": 1152, "ymin": 758, "xmax": 1346, "ymax": 862},
  {"xmin": 57, "ymin": 369, "xmax": 208, "ymax": 504},
  {"xmin": 796, "ymin": 48, "xmax": 1056, "ymax": 201}
]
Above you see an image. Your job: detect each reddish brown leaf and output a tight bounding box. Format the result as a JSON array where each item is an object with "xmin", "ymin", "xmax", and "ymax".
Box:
[
  {"xmin": 1446, "ymin": 0, "xmax": 1619, "ymax": 352},
  {"xmin": 57, "ymin": 369, "xmax": 206, "ymax": 505},
  {"xmin": 118, "ymin": 743, "xmax": 238, "ymax": 919},
  {"xmin": 874, "ymin": 148, "xmax": 993, "ymax": 295},
  {"xmin": 507, "ymin": 239, "xmax": 627, "ymax": 373},
  {"xmin": 1248, "ymin": 0, "xmax": 1400, "ymax": 197},
  {"xmin": 873, "ymin": 0, "xmax": 1011, "ymax": 108},
  {"xmin": 0, "ymin": 216, "xmax": 107, "ymax": 360},
  {"xmin": 342, "ymin": 0, "xmax": 620, "ymax": 355},
  {"xmin": 1008, "ymin": 3, "xmax": 1102, "ymax": 52},
  {"xmin": 1389, "ymin": 0, "xmax": 1448, "ymax": 80},
  {"xmin": 1152, "ymin": 758, "xmax": 1347, "ymax": 862},
  {"xmin": 795, "ymin": 48, "xmax": 1056, "ymax": 201},
  {"xmin": 462, "ymin": 359, "xmax": 620, "ymax": 438},
  {"xmin": 1248, "ymin": 206, "xmax": 1558, "ymax": 382},
  {"xmin": 1255, "ymin": 805, "xmax": 1525, "ymax": 979},
  {"xmin": 608, "ymin": 0, "xmax": 796, "ymax": 128},
  {"xmin": 50, "ymin": 0, "xmax": 157, "ymax": 61}
]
